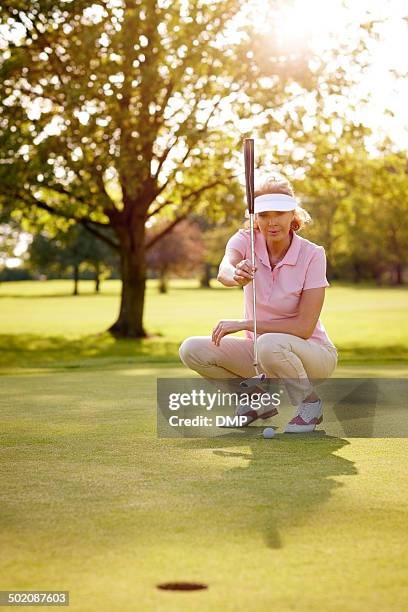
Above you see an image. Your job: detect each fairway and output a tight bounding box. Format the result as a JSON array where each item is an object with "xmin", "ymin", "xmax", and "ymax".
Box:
[{"xmin": 1, "ymin": 280, "xmax": 408, "ymax": 611}]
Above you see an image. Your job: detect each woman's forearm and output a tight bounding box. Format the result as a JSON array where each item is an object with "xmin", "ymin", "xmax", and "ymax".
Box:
[
  {"xmin": 217, "ymin": 262, "xmax": 240, "ymax": 287},
  {"xmin": 243, "ymin": 317, "xmax": 309, "ymax": 340}
]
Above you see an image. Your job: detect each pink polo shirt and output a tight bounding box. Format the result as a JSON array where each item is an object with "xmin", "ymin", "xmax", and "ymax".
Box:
[{"xmin": 225, "ymin": 228, "xmax": 336, "ymax": 348}]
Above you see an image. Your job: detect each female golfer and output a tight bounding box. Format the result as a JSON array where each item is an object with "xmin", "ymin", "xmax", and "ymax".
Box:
[{"xmin": 179, "ymin": 175, "xmax": 338, "ymax": 433}]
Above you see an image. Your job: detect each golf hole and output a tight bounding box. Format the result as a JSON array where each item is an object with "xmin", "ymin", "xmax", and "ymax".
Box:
[{"xmin": 157, "ymin": 582, "xmax": 208, "ymax": 592}]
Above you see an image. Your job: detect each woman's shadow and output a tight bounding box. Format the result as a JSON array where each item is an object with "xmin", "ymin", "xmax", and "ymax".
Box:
[{"xmin": 177, "ymin": 430, "xmax": 356, "ymax": 549}]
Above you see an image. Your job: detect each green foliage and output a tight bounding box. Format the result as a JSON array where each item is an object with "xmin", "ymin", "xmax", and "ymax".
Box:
[
  {"xmin": 256, "ymin": 103, "xmax": 408, "ymax": 284},
  {"xmin": 28, "ymin": 224, "xmax": 118, "ymax": 284},
  {"xmin": 0, "ymin": 2, "xmax": 254, "ymax": 227},
  {"xmin": 0, "ymin": 0, "xmax": 349, "ymax": 238},
  {"xmin": 295, "ymin": 135, "xmax": 408, "ymax": 283}
]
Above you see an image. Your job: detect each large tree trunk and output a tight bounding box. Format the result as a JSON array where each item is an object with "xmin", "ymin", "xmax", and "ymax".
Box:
[
  {"xmin": 394, "ymin": 262, "xmax": 404, "ymax": 285},
  {"xmin": 73, "ymin": 264, "xmax": 79, "ymax": 295},
  {"xmin": 94, "ymin": 262, "xmax": 100, "ymax": 293},
  {"xmin": 159, "ymin": 269, "xmax": 168, "ymax": 294},
  {"xmin": 352, "ymin": 261, "xmax": 361, "ymax": 283},
  {"xmin": 200, "ymin": 263, "xmax": 212, "ymax": 288},
  {"xmin": 109, "ymin": 223, "xmax": 147, "ymax": 338}
]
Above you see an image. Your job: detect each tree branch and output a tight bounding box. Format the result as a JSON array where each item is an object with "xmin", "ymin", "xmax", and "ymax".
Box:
[
  {"xmin": 151, "ymin": 91, "xmax": 224, "ymax": 193},
  {"xmin": 152, "ymin": 88, "xmax": 209, "ymax": 184},
  {"xmin": 146, "ymin": 209, "xmax": 193, "ymax": 250},
  {"xmin": 12, "ymin": 189, "xmax": 121, "ymax": 251},
  {"xmin": 45, "ymin": 182, "xmax": 117, "ymax": 219},
  {"xmin": 145, "ymin": 169, "xmax": 240, "ymax": 249},
  {"xmin": 35, "ymin": 200, "xmax": 119, "ymax": 250},
  {"xmin": 80, "ymin": 219, "xmax": 120, "ymax": 251},
  {"xmin": 146, "ymin": 172, "xmax": 240, "ymax": 219}
]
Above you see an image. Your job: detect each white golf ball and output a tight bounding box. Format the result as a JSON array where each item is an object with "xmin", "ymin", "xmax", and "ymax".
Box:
[{"xmin": 263, "ymin": 427, "xmax": 276, "ymax": 439}]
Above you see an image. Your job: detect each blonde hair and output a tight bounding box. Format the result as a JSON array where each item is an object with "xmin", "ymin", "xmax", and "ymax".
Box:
[{"xmin": 244, "ymin": 174, "xmax": 312, "ymax": 232}]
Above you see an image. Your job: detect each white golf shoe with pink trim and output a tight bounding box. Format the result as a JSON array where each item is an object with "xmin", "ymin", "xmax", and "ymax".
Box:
[{"xmin": 284, "ymin": 399, "xmax": 323, "ymax": 433}]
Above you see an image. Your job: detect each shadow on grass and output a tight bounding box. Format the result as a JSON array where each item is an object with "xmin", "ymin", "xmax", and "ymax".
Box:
[
  {"xmin": 0, "ymin": 334, "xmax": 406, "ymax": 371},
  {"xmin": 177, "ymin": 431, "xmax": 355, "ymax": 549},
  {"xmin": 337, "ymin": 344, "xmax": 408, "ymax": 364},
  {"xmin": 0, "ymin": 333, "xmax": 181, "ymax": 370}
]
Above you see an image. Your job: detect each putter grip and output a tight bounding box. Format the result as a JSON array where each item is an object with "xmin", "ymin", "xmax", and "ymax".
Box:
[{"xmin": 244, "ymin": 138, "xmax": 254, "ymax": 214}]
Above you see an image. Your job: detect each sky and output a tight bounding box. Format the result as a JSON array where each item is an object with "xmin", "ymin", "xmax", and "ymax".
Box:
[{"xmin": 239, "ymin": 0, "xmax": 407, "ymax": 150}]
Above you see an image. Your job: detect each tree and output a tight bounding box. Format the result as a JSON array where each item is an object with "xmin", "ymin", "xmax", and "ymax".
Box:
[
  {"xmin": 291, "ymin": 133, "xmax": 408, "ymax": 284},
  {"xmin": 0, "ymin": 1, "xmax": 378, "ymax": 334},
  {"xmin": 29, "ymin": 224, "xmax": 118, "ymax": 294},
  {"xmin": 0, "ymin": 0, "xmax": 327, "ymax": 336},
  {"xmin": 350, "ymin": 147, "xmax": 408, "ymax": 285},
  {"xmin": 29, "ymin": 231, "xmax": 61, "ymax": 277},
  {"xmin": 146, "ymin": 219, "xmax": 203, "ymax": 293},
  {"xmin": 290, "ymin": 117, "xmax": 373, "ymax": 278}
]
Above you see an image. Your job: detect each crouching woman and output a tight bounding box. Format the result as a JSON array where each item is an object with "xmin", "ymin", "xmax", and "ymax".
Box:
[{"xmin": 179, "ymin": 176, "xmax": 338, "ymax": 433}]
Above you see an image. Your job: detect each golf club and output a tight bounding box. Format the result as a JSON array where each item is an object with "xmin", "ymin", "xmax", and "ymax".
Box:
[{"xmin": 240, "ymin": 138, "xmax": 266, "ymax": 389}]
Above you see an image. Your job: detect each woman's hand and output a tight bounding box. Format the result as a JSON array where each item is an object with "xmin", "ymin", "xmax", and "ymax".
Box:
[
  {"xmin": 233, "ymin": 259, "xmax": 257, "ymax": 287},
  {"xmin": 212, "ymin": 319, "xmax": 246, "ymax": 346}
]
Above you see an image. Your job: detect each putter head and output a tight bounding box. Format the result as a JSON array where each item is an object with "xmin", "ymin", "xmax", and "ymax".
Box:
[{"xmin": 240, "ymin": 373, "xmax": 266, "ymax": 388}]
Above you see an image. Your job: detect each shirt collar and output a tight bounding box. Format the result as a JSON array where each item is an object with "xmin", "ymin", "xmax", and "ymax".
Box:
[{"xmin": 256, "ymin": 229, "xmax": 301, "ymax": 270}]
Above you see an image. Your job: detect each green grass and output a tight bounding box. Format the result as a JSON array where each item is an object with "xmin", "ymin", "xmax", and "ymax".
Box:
[
  {"xmin": 1, "ymin": 280, "xmax": 408, "ymax": 610},
  {"xmin": 0, "ymin": 279, "xmax": 407, "ymax": 370},
  {"xmin": 1, "ymin": 366, "xmax": 407, "ymax": 611}
]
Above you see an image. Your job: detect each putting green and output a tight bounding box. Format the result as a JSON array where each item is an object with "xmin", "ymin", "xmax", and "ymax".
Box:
[
  {"xmin": 1, "ymin": 280, "xmax": 407, "ymax": 609},
  {"xmin": 1, "ymin": 365, "xmax": 407, "ymax": 611}
]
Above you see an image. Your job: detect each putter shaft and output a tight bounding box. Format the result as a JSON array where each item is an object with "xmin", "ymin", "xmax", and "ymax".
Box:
[{"xmin": 249, "ymin": 212, "xmax": 261, "ymax": 375}]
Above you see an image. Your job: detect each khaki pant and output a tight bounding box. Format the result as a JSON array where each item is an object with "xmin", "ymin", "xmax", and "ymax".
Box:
[{"xmin": 179, "ymin": 333, "xmax": 338, "ymax": 406}]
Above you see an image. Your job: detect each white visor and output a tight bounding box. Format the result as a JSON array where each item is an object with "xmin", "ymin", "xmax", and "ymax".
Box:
[{"xmin": 254, "ymin": 194, "xmax": 297, "ymax": 213}]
